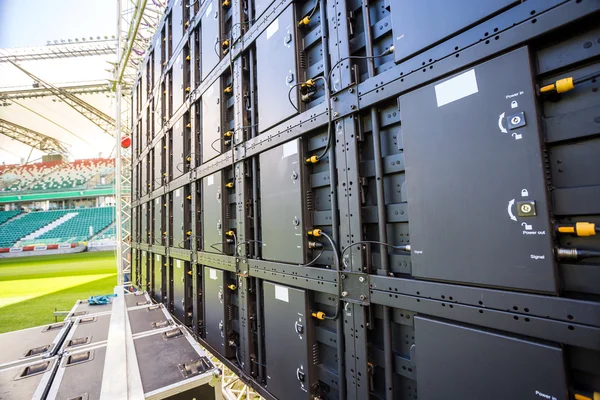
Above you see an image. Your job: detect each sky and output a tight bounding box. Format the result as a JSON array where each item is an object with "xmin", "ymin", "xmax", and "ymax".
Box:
[{"xmin": 0, "ymin": 0, "xmax": 118, "ymax": 164}]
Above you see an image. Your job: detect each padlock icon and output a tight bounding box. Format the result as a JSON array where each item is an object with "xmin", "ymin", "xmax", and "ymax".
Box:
[
  {"xmin": 521, "ymin": 189, "xmax": 529, "ymax": 197},
  {"xmin": 511, "ymin": 100, "xmax": 518, "ymax": 108}
]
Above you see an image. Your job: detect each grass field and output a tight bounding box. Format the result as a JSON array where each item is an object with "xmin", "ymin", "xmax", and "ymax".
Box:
[{"xmin": 0, "ymin": 251, "xmax": 116, "ymax": 333}]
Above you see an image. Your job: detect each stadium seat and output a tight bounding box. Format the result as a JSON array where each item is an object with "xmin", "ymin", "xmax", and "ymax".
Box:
[
  {"xmin": 0, "ymin": 207, "xmax": 116, "ymax": 247},
  {"xmin": 0, "ymin": 210, "xmax": 21, "ymax": 226}
]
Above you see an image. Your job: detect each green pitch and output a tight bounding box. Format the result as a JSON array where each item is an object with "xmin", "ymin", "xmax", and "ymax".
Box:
[{"xmin": 0, "ymin": 251, "xmax": 117, "ymax": 333}]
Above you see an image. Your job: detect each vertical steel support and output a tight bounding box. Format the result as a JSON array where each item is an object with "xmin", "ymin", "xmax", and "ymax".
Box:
[
  {"xmin": 328, "ymin": 0, "xmax": 369, "ymax": 398},
  {"xmin": 115, "ymin": 0, "xmax": 125, "ymax": 286},
  {"xmin": 232, "ymin": 0, "xmax": 256, "ymax": 378},
  {"xmin": 115, "ymin": 0, "xmax": 132, "ymax": 287},
  {"xmin": 361, "ymin": 1, "xmax": 393, "ymax": 397}
]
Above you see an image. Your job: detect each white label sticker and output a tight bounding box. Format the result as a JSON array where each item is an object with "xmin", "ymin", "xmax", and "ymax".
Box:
[
  {"xmin": 207, "ymin": 175, "xmax": 214, "ymax": 186},
  {"xmin": 176, "ymin": 189, "xmax": 181, "ymax": 197},
  {"xmin": 209, "ymin": 268, "xmax": 217, "ymax": 280},
  {"xmin": 266, "ymin": 18, "xmax": 279, "ymax": 40},
  {"xmin": 176, "ymin": 260, "xmax": 182, "ymax": 268},
  {"xmin": 282, "ymin": 141, "xmax": 297, "ymax": 158},
  {"xmin": 274, "ymin": 285, "xmax": 289, "ymax": 302},
  {"xmin": 434, "ymin": 69, "xmax": 478, "ymax": 107}
]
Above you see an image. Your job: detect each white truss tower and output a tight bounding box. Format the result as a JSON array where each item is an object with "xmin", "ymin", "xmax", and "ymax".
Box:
[{"xmin": 114, "ymin": 0, "xmax": 165, "ymax": 285}]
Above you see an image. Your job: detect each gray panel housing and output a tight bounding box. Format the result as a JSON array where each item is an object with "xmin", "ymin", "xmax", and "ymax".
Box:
[
  {"xmin": 202, "ymin": 171, "xmax": 223, "ymax": 253},
  {"xmin": 414, "ymin": 316, "xmax": 568, "ymax": 400},
  {"xmin": 201, "ymin": 81, "xmax": 221, "ymax": 162},
  {"xmin": 259, "ymin": 138, "xmax": 307, "ymax": 264},
  {"xmin": 400, "ymin": 47, "xmax": 556, "ymax": 293},
  {"xmin": 391, "ymin": 0, "xmax": 517, "ymax": 62},
  {"xmin": 263, "ymin": 282, "xmax": 314, "ymax": 400},
  {"xmin": 171, "ymin": 187, "xmax": 185, "ymax": 248},
  {"xmin": 200, "ymin": 0, "xmax": 220, "ymax": 81},
  {"xmin": 171, "ymin": 117, "xmax": 185, "ymax": 179},
  {"xmin": 255, "ymin": 4, "xmax": 298, "ymax": 132},
  {"xmin": 203, "ymin": 267, "xmax": 234, "ymax": 357},
  {"xmin": 171, "ymin": 258, "xmax": 187, "ymax": 323}
]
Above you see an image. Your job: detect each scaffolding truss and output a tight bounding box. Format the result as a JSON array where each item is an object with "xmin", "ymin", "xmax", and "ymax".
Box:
[
  {"xmin": 0, "ymin": 40, "xmax": 117, "ymax": 63},
  {"xmin": 8, "ymin": 60, "xmax": 127, "ymax": 137},
  {"xmin": 114, "ymin": 0, "xmax": 164, "ymax": 287},
  {"xmin": 0, "ymin": 83, "xmax": 111, "ymax": 101},
  {"xmin": 0, "ymin": 118, "xmax": 69, "ymax": 155}
]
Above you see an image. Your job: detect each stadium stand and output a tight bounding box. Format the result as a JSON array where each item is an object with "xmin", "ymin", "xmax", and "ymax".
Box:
[
  {"xmin": 0, "ymin": 159, "xmax": 115, "ymax": 192},
  {"xmin": 0, "ymin": 207, "xmax": 115, "ymax": 247},
  {"xmin": 0, "ymin": 162, "xmax": 62, "ymax": 192},
  {"xmin": 0, "ymin": 210, "xmax": 21, "ymax": 226},
  {"xmin": 37, "ymin": 207, "xmax": 115, "ymax": 241}
]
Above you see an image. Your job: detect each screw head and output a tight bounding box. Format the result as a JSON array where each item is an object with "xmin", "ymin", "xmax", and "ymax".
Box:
[
  {"xmin": 359, "ymin": 295, "xmax": 366, "ymax": 301},
  {"xmin": 359, "ymin": 276, "xmax": 365, "ymax": 282},
  {"xmin": 341, "ymin": 291, "xmax": 348, "ymax": 297}
]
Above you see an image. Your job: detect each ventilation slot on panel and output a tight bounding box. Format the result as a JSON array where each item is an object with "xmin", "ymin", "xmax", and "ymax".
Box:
[
  {"xmin": 299, "ymin": 50, "xmax": 307, "ymax": 70},
  {"xmin": 16, "ymin": 361, "xmax": 51, "ymax": 380},
  {"xmin": 136, "ymin": 301, "xmax": 151, "ymax": 306},
  {"xmin": 148, "ymin": 305, "xmax": 161, "ymax": 311},
  {"xmin": 23, "ymin": 345, "xmax": 50, "ymax": 358},
  {"xmin": 78, "ymin": 317, "xmax": 97, "ymax": 324}
]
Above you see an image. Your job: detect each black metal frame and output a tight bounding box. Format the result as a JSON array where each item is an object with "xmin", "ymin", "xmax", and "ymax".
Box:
[{"xmin": 130, "ymin": 0, "xmax": 600, "ymax": 399}]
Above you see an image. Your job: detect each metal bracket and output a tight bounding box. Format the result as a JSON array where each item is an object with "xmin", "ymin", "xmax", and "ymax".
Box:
[
  {"xmin": 341, "ymin": 272, "xmax": 370, "ymax": 304},
  {"xmin": 330, "ymin": 85, "xmax": 359, "ymax": 120}
]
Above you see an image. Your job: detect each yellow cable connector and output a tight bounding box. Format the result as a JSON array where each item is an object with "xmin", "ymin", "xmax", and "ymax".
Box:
[
  {"xmin": 222, "ymin": 39, "xmax": 230, "ymax": 49},
  {"xmin": 307, "ymin": 229, "xmax": 322, "ymax": 237},
  {"xmin": 298, "ymin": 16, "xmax": 311, "ymax": 27},
  {"xmin": 227, "ymin": 284, "xmax": 237, "ymax": 290},
  {"xmin": 185, "ymin": 87, "xmax": 191, "ymax": 92},
  {"xmin": 225, "ymin": 230, "xmax": 235, "ymax": 237},
  {"xmin": 540, "ymin": 77, "xmax": 574, "ymax": 94},
  {"xmin": 186, "ymin": 123, "xmax": 191, "ymax": 128},
  {"xmin": 222, "ymin": 0, "xmax": 230, "ymax": 6},
  {"xmin": 311, "ymin": 311, "xmax": 325, "ymax": 320},
  {"xmin": 574, "ymin": 392, "xmax": 600, "ymax": 400},
  {"xmin": 223, "ymin": 130, "xmax": 233, "ymax": 138},
  {"xmin": 225, "ymin": 181, "xmax": 234, "ymax": 188},
  {"xmin": 187, "ymin": 195, "xmax": 192, "ymax": 200},
  {"xmin": 187, "ymin": 270, "xmax": 193, "ymax": 275},
  {"xmin": 305, "ymin": 155, "xmax": 319, "ymax": 164},
  {"xmin": 185, "ymin": 21, "xmax": 190, "ymax": 28},
  {"xmin": 186, "ymin": 231, "xmax": 192, "ymax": 236},
  {"xmin": 186, "ymin": 55, "xmax": 191, "ymax": 61},
  {"xmin": 224, "ymin": 86, "xmax": 232, "ymax": 94},
  {"xmin": 186, "ymin": 156, "xmax": 192, "ymax": 162},
  {"xmin": 301, "ymin": 79, "xmax": 316, "ymax": 89},
  {"xmin": 557, "ymin": 222, "xmax": 597, "ymax": 237}
]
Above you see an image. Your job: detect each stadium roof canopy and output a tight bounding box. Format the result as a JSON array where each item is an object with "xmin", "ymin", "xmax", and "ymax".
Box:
[{"xmin": 0, "ymin": 0, "xmax": 165, "ymax": 165}]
